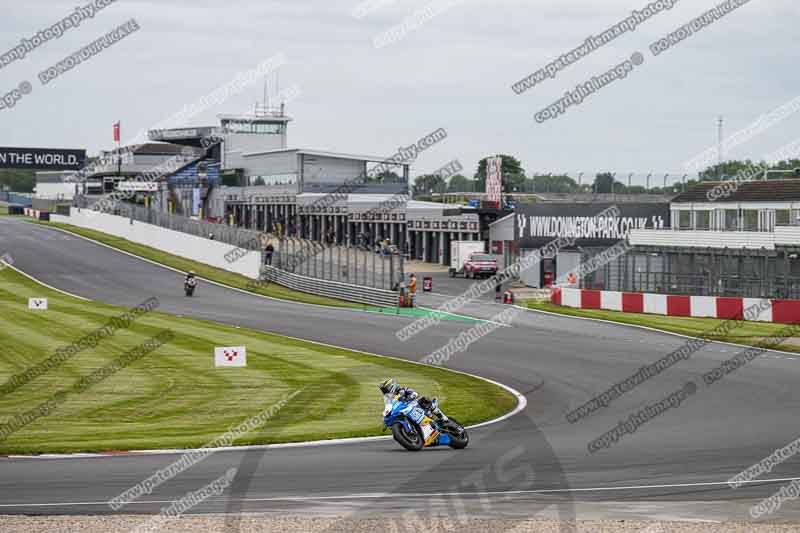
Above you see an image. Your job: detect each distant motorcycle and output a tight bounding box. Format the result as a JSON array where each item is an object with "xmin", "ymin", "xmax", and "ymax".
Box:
[
  {"xmin": 382, "ymin": 393, "xmax": 468, "ymax": 451},
  {"xmin": 184, "ymin": 277, "xmax": 197, "ymax": 297}
]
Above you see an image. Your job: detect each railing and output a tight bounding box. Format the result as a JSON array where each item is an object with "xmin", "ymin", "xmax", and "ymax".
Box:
[
  {"xmin": 74, "ymin": 197, "xmax": 265, "ymax": 252},
  {"xmin": 275, "ymin": 238, "xmax": 404, "ymax": 291},
  {"xmin": 585, "ymin": 272, "xmax": 800, "ymax": 299},
  {"xmin": 71, "ymin": 197, "xmax": 405, "ymax": 294},
  {"xmin": 259, "ymin": 265, "xmax": 399, "ymax": 307}
]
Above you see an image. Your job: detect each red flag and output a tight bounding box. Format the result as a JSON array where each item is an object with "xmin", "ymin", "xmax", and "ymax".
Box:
[{"xmin": 113, "ymin": 121, "xmax": 120, "ymax": 142}]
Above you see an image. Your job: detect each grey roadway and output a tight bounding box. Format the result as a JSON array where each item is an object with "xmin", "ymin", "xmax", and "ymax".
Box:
[{"xmin": 0, "ymin": 216, "xmax": 799, "ymax": 523}]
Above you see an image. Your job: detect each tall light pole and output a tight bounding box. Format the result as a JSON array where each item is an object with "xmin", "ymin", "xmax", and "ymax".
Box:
[
  {"xmin": 628, "ymin": 172, "xmax": 634, "ymax": 189},
  {"xmin": 646, "ymin": 173, "xmax": 652, "ymax": 192},
  {"xmin": 717, "ymin": 116, "xmax": 724, "ymax": 171}
]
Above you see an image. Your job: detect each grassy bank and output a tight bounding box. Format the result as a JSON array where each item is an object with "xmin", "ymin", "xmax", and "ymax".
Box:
[
  {"xmin": 33, "ymin": 220, "xmax": 365, "ymax": 309},
  {"xmin": 0, "ymin": 266, "xmax": 516, "ymax": 454},
  {"xmin": 525, "ymin": 301, "xmax": 800, "ymax": 354}
]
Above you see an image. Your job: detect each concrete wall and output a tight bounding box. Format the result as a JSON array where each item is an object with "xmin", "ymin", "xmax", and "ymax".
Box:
[{"xmin": 51, "ymin": 208, "xmax": 262, "ymax": 279}]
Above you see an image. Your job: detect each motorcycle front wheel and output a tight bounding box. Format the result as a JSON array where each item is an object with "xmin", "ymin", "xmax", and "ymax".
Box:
[{"xmin": 391, "ymin": 422, "xmax": 424, "ymax": 451}]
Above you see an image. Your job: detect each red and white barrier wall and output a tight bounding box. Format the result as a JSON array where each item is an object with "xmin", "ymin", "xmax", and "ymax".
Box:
[
  {"xmin": 551, "ymin": 287, "xmax": 800, "ymax": 324},
  {"xmin": 23, "ymin": 208, "xmax": 48, "ymax": 220}
]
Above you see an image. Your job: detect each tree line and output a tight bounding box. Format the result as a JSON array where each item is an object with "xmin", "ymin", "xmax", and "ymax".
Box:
[{"xmin": 412, "ymin": 155, "xmax": 800, "ymax": 198}]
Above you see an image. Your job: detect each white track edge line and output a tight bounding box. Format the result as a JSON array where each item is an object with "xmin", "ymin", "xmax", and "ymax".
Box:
[
  {"xmin": 2, "ymin": 224, "xmax": 527, "ymax": 459},
  {"xmin": 1, "ymin": 475, "xmax": 798, "ymax": 507},
  {"xmin": 4, "ymin": 263, "xmax": 90, "ymax": 301},
  {"xmin": 32, "ymin": 222, "xmax": 371, "ymax": 315}
]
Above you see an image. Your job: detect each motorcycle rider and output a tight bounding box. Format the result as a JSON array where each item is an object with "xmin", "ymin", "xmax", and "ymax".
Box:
[
  {"xmin": 185, "ymin": 271, "xmax": 197, "ymax": 288},
  {"xmin": 379, "ymin": 378, "xmax": 449, "ymax": 423}
]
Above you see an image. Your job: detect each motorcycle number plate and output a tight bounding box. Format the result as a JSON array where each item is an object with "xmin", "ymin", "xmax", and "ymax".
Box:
[{"xmin": 409, "ymin": 407, "xmax": 425, "ymax": 423}]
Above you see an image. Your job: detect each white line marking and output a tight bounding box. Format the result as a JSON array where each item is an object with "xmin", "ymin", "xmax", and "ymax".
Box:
[
  {"xmin": 28, "ymin": 221, "xmax": 375, "ymax": 315},
  {"xmin": 1, "ymin": 222, "xmax": 527, "ymax": 459},
  {"xmin": 3, "ymin": 263, "xmax": 90, "ymax": 301},
  {"xmin": 2, "ymin": 475, "xmax": 798, "ymax": 508}
]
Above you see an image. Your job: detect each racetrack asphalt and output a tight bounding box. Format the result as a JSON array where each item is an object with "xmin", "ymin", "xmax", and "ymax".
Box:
[{"xmin": 1, "ymin": 216, "xmax": 799, "ymax": 523}]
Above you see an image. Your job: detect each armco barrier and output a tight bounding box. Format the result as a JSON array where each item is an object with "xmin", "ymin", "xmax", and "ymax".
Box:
[
  {"xmin": 259, "ymin": 265, "xmax": 397, "ymax": 307},
  {"xmin": 551, "ymin": 287, "xmax": 800, "ymax": 324}
]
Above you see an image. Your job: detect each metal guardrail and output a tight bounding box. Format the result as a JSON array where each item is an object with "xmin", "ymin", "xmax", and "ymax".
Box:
[
  {"xmin": 259, "ymin": 265, "xmax": 399, "ymax": 307},
  {"xmin": 276, "ymin": 238, "xmax": 403, "ymax": 291}
]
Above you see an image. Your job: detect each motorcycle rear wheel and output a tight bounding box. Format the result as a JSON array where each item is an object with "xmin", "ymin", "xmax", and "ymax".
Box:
[{"xmin": 391, "ymin": 422, "xmax": 424, "ymax": 451}]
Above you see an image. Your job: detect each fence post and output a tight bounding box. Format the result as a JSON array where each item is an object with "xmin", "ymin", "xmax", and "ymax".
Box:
[
  {"xmin": 363, "ymin": 250, "xmax": 367, "ymax": 288},
  {"xmin": 372, "ymin": 249, "xmax": 376, "ymax": 288},
  {"xmin": 389, "ymin": 253, "xmax": 394, "ymax": 292}
]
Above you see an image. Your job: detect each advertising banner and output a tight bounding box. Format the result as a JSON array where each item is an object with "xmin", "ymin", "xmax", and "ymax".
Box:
[
  {"xmin": 515, "ymin": 202, "xmax": 670, "ymax": 247},
  {"xmin": 0, "ymin": 147, "xmax": 86, "ymax": 170}
]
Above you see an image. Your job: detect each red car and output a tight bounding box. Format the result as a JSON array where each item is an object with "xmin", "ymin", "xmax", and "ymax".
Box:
[{"xmin": 463, "ymin": 253, "xmax": 497, "ymax": 279}]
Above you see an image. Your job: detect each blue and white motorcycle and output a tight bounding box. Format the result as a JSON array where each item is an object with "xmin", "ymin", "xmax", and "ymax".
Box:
[{"xmin": 382, "ymin": 393, "xmax": 469, "ymax": 451}]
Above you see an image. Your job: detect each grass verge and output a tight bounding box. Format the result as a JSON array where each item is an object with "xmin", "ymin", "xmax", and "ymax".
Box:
[
  {"xmin": 525, "ymin": 301, "xmax": 800, "ymax": 354},
  {"xmin": 0, "ymin": 266, "xmax": 516, "ymax": 454},
  {"xmin": 31, "ymin": 220, "xmax": 365, "ymax": 309}
]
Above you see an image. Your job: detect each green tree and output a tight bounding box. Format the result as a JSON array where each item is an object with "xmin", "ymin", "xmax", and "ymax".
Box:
[
  {"xmin": 592, "ymin": 172, "xmax": 626, "ymax": 193},
  {"xmin": 447, "ymin": 174, "xmax": 474, "ymax": 192},
  {"xmin": 474, "ymin": 154, "xmax": 525, "ymax": 192},
  {"xmin": 523, "ymin": 174, "xmax": 579, "ymax": 193},
  {"xmin": 0, "ymin": 169, "xmax": 35, "ymax": 192},
  {"xmin": 699, "ymin": 160, "xmax": 762, "ymax": 181},
  {"xmin": 766, "ymin": 159, "xmax": 800, "ymax": 179},
  {"xmin": 413, "ymin": 174, "xmax": 446, "ymax": 197}
]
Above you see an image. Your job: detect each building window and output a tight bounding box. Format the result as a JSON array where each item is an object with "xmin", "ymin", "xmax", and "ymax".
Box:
[
  {"xmin": 742, "ymin": 210, "xmax": 758, "ymax": 231},
  {"xmin": 776, "ymin": 209, "xmax": 791, "ymax": 226},
  {"xmin": 724, "ymin": 209, "xmax": 739, "ymax": 231},
  {"xmin": 678, "ymin": 211, "xmax": 691, "ymax": 230},
  {"xmin": 695, "ymin": 211, "xmax": 710, "ymax": 230}
]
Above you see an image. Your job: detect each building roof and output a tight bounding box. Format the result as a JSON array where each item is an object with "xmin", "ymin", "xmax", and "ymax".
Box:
[
  {"xmin": 218, "ymin": 113, "xmax": 291, "ymax": 123},
  {"xmin": 672, "ymin": 179, "xmax": 800, "ymax": 203},
  {"xmin": 104, "ymin": 143, "xmax": 199, "ymax": 157},
  {"xmin": 243, "ymin": 147, "xmax": 397, "ymax": 164},
  {"xmin": 489, "ymin": 213, "xmax": 514, "ymax": 228}
]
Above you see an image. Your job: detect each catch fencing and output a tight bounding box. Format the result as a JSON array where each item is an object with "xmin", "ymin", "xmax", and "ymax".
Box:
[
  {"xmin": 74, "ymin": 197, "xmax": 265, "ymax": 253},
  {"xmin": 275, "ymin": 238, "xmax": 404, "ymax": 291},
  {"xmin": 259, "ymin": 265, "xmax": 399, "ymax": 307},
  {"xmin": 72, "ymin": 197, "xmax": 404, "ymax": 295}
]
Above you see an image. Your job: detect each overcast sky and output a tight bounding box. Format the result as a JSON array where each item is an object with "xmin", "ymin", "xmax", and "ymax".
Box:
[{"xmin": 0, "ymin": 0, "xmax": 797, "ymax": 186}]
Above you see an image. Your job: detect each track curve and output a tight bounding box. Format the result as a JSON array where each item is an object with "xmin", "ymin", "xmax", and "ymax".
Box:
[{"xmin": 1, "ymin": 217, "xmax": 799, "ymax": 521}]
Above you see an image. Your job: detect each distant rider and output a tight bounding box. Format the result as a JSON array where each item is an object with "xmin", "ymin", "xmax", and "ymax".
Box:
[
  {"xmin": 185, "ymin": 271, "xmax": 197, "ymax": 286},
  {"xmin": 379, "ymin": 378, "xmax": 449, "ymax": 423}
]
